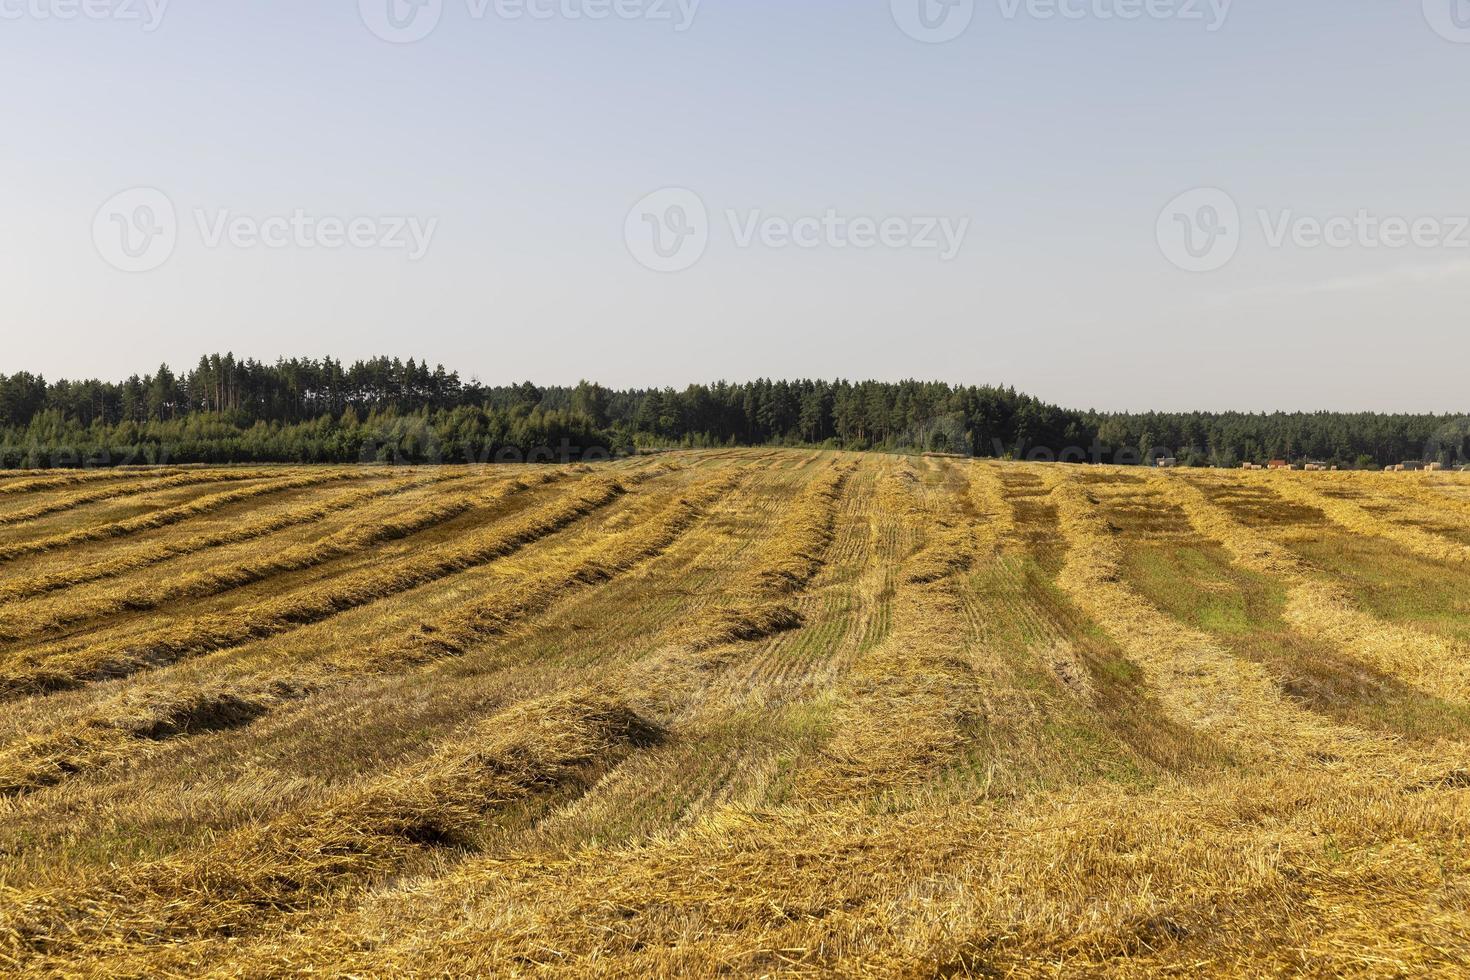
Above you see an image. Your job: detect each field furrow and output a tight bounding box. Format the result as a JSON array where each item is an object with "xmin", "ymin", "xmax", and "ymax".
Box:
[
  {"xmin": 3, "ymin": 452, "xmax": 1469, "ymax": 977},
  {"xmin": 958, "ymin": 464, "xmax": 1216, "ymax": 786},
  {"xmin": 0, "ymin": 474, "xmax": 632, "ymax": 698},
  {"xmin": 1046, "ymin": 470, "xmax": 1382, "ymax": 761},
  {"xmin": 803, "ymin": 470, "xmax": 982, "ymax": 797},
  {"xmin": 0, "ymin": 474, "xmax": 739, "ymax": 798},
  {"xmin": 0, "ymin": 468, "xmax": 187, "ymax": 498},
  {"xmin": 1152, "ymin": 472, "xmax": 1470, "ymax": 705},
  {"xmin": 340, "ymin": 471, "xmax": 741, "ymax": 673},
  {"xmin": 0, "ymin": 456, "xmax": 859, "ymax": 972},
  {"xmin": 0, "ymin": 470, "xmax": 474, "ymax": 602},
  {"xmin": 0, "ymin": 471, "xmax": 550, "ymax": 644},
  {"xmin": 0, "ymin": 689, "xmax": 661, "ymax": 971},
  {"xmin": 0, "ymin": 470, "xmax": 375, "ymax": 567},
  {"xmin": 1269, "ymin": 471, "xmax": 1470, "ymax": 564},
  {"xmin": 0, "ymin": 469, "xmax": 298, "ymax": 530}
]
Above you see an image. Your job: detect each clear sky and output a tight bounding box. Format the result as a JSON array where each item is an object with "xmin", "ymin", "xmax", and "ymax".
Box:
[{"xmin": 3, "ymin": 0, "xmax": 1468, "ymax": 412}]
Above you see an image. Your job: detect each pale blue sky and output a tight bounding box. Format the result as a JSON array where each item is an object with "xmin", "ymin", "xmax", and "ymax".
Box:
[{"xmin": 2, "ymin": 1, "xmax": 1468, "ymax": 411}]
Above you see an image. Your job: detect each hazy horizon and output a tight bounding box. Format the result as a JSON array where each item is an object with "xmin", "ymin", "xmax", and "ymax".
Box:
[{"xmin": 5, "ymin": 1, "xmax": 1469, "ymax": 414}]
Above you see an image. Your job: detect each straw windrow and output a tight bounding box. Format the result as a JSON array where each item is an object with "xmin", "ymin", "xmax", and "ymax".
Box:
[
  {"xmin": 1151, "ymin": 471, "xmax": 1470, "ymax": 704},
  {"xmin": 0, "ymin": 689, "xmax": 660, "ymax": 966},
  {"xmin": 1045, "ymin": 470, "xmax": 1378, "ymax": 761},
  {"xmin": 0, "ymin": 470, "xmax": 473, "ymax": 602},
  {"xmin": 2, "ymin": 452, "xmax": 1469, "ymax": 978},
  {"xmin": 1268, "ymin": 470, "xmax": 1470, "ymax": 564},
  {"xmin": 0, "ymin": 469, "xmax": 297, "ymax": 530},
  {"xmin": 0, "ymin": 475, "xmax": 629, "ymax": 698},
  {"xmin": 0, "ymin": 471, "xmax": 555, "ymax": 643}
]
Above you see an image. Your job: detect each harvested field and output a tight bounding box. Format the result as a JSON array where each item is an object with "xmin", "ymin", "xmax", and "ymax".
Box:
[{"xmin": 1, "ymin": 453, "xmax": 1468, "ymax": 977}]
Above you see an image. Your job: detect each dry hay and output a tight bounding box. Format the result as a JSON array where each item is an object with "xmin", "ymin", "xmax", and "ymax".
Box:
[
  {"xmin": 1045, "ymin": 469, "xmax": 1380, "ymax": 762},
  {"xmin": 1153, "ymin": 471, "xmax": 1470, "ymax": 704},
  {"xmin": 350, "ymin": 472, "xmax": 741, "ymax": 670},
  {"xmin": 3, "ymin": 453, "xmax": 1470, "ymax": 978},
  {"xmin": 0, "ymin": 475, "xmax": 629, "ymax": 699},
  {"xmin": 670, "ymin": 462, "xmax": 852, "ymax": 651},
  {"xmin": 0, "ymin": 470, "xmax": 368, "ymax": 565},
  {"xmin": 1269, "ymin": 470, "xmax": 1470, "ymax": 564},
  {"xmin": 0, "ymin": 470, "xmax": 543, "ymax": 643},
  {"xmin": 199, "ymin": 748, "xmax": 1470, "ymax": 978},
  {"xmin": 0, "ymin": 469, "xmax": 307, "ymax": 531},
  {"xmin": 0, "ymin": 689, "xmax": 660, "ymax": 969},
  {"xmin": 0, "ymin": 468, "xmax": 197, "ymax": 498},
  {"xmin": 0, "ymin": 469, "xmax": 473, "ymax": 603},
  {"xmin": 0, "ymin": 680, "xmax": 316, "ymax": 798},
  {"xmin": 807, "ymin": 472, "xmax": 983, "ymax": 796},
  {"xmin": 0, "ymin": 472, "xmax": 678, "ymax": 796}
]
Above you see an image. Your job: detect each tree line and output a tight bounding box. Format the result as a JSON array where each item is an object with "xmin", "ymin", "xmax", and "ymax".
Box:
[{"xmin": 1, "ymin": 355, "xmax": 1465, "ymax": 468}]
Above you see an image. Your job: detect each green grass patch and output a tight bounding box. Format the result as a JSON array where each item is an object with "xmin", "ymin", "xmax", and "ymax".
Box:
[
  {"xmin": 1292, "ymin": 534, "xmax": 1470, "ymax": 646},
  {"xmin": 1123, "ymin": 542, "xmax": 1470, "ymax": 742},
  {"xmin": 949, "ymin": 556, "xmax": 1221, "ymax": 788}
]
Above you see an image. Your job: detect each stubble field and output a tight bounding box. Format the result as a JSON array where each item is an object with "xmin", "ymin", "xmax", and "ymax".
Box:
[{"xmin": 0, "ymin": 450, "xmax": 1467, "ymax": 977}]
